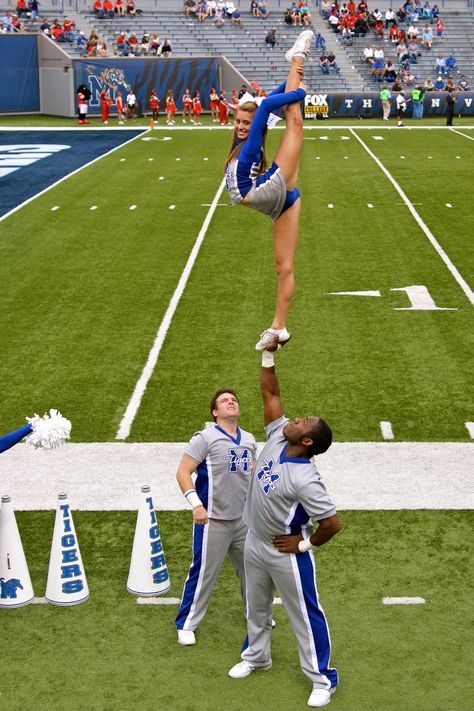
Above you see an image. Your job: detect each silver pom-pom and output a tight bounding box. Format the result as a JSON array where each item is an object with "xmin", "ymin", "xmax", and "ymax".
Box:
[{"xmin": 25, "ymin": 409, "xmax": 72, "ymax": 450}]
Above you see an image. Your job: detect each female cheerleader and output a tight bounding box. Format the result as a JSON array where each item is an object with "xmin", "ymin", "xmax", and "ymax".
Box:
[
  {"xmin": 209, "ymin": 86, "xmax": 219, "ymax": 122},
  {"xmin": 192, "ymin": 90, "xmax": 202, "ymax": 125},
  {"xmin": 149, "ymin": 89, "xmax": 160, "ymax": 123},
  {"xmin": 165, "ymin": 89, "xmax": 177, "ymax": 125},
  {"xmin": 116, "ymin": 90, "xmax": 125, "ymax": 124},
  {"xmin": 182, "ymin": 88, "xmax": 193, "ymax": 123},
  {"xmin": 224, "ymin": 29, "xmax": 312, "ymax": 350}
]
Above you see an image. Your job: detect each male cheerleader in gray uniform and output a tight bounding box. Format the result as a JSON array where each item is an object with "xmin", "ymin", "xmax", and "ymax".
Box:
[
  {"xmin": 175, "ymin": 389, "xmax": 257, "ymax": 646},
  {"xmin": 228, "ymin": 342, "xmax": 340, "ymax": 708}
]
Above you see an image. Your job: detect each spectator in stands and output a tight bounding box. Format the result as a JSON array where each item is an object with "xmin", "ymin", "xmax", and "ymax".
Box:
[
  {"xmin": 371, "ymin": 7, "xmax": 383, "ymax": 24},
  {"xmin": 16, "ymin": 0, "xmax": 27, "ymax": 17},
  {"xmin": 215, "ymin": 9, "xmax": 225, "ymax": 25},
  {"xmin": 430, "ymin": 3, "xmax": 439, "ymax": 23},
  {"xmin": 115, "ymin": 0, "xmax": 124, "ymax": 14},
  {"xmin": 384, "ymin": 60, "xmax": 397, "ymax": 81},
  {"xmin": 284, "ymin": 8, "xmax": 293, "ymax": 25},
  {"xmin": 265, "ymin": 27, "xmax": 277, "ymax": 48},
  {"xmin": 385, "ymin": 7, "xmax": 396, "ymax": 28},
  {"xmin": 93, "ymin": 0, "xmax": 104, "ymax": 18},
  {"xmin": 40, "ymin": 17, "xmax": 50, "ymax": 34},
  {"xmin": 87, "ymin": 30, "xmax": 99, "ymax": 55},
  {"xmin": 319, "ymin": 51, "xmax": 329, "ymax": 73},
  {"xmin": 257, "ymin": 0, "xmax": 270, "ymax": 18},
  {"xmin": 396, "ymin": 41, "xmax": 408, "ymax": 62},
  {"xmin": 300, "ymin": 4, "xmax": 312, "ymax": 26},
  {"xmin": 357, "ymin": 0, "xmax": 367, "ymax": 11},
  {"xmin": 77, "ymin": 30, "xmax": 87, "ymax": 51},
  {"xmin": 374, "ymin": 45, "xmax": 384, "ymax": 62},
  {"xmin": 407, "ymin": 21, "xmax": 418, "ymax": 39},
  {"xmin": 161, "ymin": 37, "xmax": 172, "ymax": 56},
  {"xmin": 327, "ymin": 50, "xmax": 340, "ymax": 72},
  {"xmin": 127, "ymin": 31, "xmax": 138, "ymax": 53},
  {"xmin": 149, "ymin": 33, "xmax": 160, "ymax": 53},
  {"xmin": 251, "ymin": 0, "xmax": 259, "ymax": 15},
  {"xmin": 371, "ymin": 56, "xmax": 385, "ymax": 80},
  {"xmin": 420, "ymin": 24, "xmax": 433, "ymax": 49},
  {"xmin": 103, "ymin": 0, "xmax": 114, "ymax": 17},
  {"xmin": 315, "ymin": 32, "xmax": 325, "ymax": 50},
  {"xmin": 141, "ymin": 32, "xmax": 150, "ymax": 54},
  {"xmin": 434, "ymin": 75, "xmax": 445, "ymax": 90},
  {"xmin": 458, "ymin": 76, "xmax": 470, "ymax": 91},
  {"xmin": 392, "ymin": 76, "xmax": 403, "ymax": 91},
  {"xmin": 362, "ymin": 43, "xmax": 374, "ymax": 64},
  {"xmin": 435, "ymin": 16, "xmax": 443, "ymax": 40},
  {"xmin": 116, "ymin": 30, "xmax": 126, "ymax": 53},
  {"xmin": 207, "ymin": 0, "xmax": 218, "ymax": 16},
  {"xmin": 63, "ymin": 17, "xmax": 75, "ymax": 40},
  {"xmin": 396, "ymin": 7, "xmax": 406, "ymax": 23},
  {"xmin": 354, "ymin": 14, "xmax": 368, "ymax": 35},
  {"xmin": 328, "ymin": 12, "xmax": 339, "ymax": 31},
  {"xmin": 126, "ymin": 0, "xmax": 136, "ymax": 15},
  {"xmin": 407, "ymin": 38, "xmax": 418, "ymax": 63},
  {"xmin": 373, "ymin": 19, "xmax": 384, "ymax": 37},
  {"xmin": 389, "ymin": 24, "xmax": 399, "ymax": 43},
  {"xmin": 12, "ymin": 14, "xmax": 25, "ymax": 31},
  {"xmin": 197, "ymin": 1, "xmax": 207, "ymax": 20},
  {"xmin": 184, "ymin": 0, "xmax": 197, "ymax": 16},
  {"xmin": 232, "ymin": 8, "xmax": 243, "ymax": 27},
  {"xmin": 340, "ymin": 25, "xmax": 354, "ymax": 44},
  {"xmin": 445, "ymin": 76, "xmax": 455, "ymax": 92},
  {"xmin": 52, "ymin": 20, "xmax": 67, "ymax": 42},
  {"xmin": 445, "ymin": 54, "xmax": 458, "ymax": 75},
  {"xmin": 421, "ymin": 1, "xmax": 430, "ymax": 19},
  {"xmin": 424, "ymin": 77, "xmax": 434, "ymax": 91},
  {"xmin": 29, "ymin": 0, "xmax": 39, "ymax": 21},
  {"xmin": 2, "ymin": 11, "xmax": 14, "ymax": 31},
  {"xmin": 435, "ymin": 53, "xmax": 446, "ymax": 74}
]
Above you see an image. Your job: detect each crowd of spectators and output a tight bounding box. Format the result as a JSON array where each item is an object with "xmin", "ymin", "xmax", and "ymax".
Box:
[
  {"xmin": 183, "ymin": 0, "xmax": 247, "ymax": 27},
  {"xmin": 321, "ymin": 0, "xmax": 469, "ymax": 91},
  {"xmin": 115, "ymin": 30, "xmax": 173, "ymax": 56},
  {"xmin": 92, "ymin": 0, "xmax": 142, "ymax": 19},
  {"xmin": 283, "ymin": 2, "xmax": 312, "ymax": 26}
]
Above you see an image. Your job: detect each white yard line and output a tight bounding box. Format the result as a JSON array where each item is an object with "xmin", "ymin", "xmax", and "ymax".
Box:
[
  {"xmin": 115, "ymin": 177, "xmax": 227, "ymax": 441},
  {"xmin": 449, "ymin": 128, "xmax": 474, "ymax": 141},
  {"xmin": 349, "ymin": 128, "xmax": 474, "ymax": 307},
  {"xmin": 0, "ymin": 130, "xmax": 147, "ymax": 223},
  {"xmin": 1, "ymin": 442, "xmax": 472, "ymax": 511},
  {"xmin": 383, "ymin": 597, "xmax": 425, "ymax": 605}
]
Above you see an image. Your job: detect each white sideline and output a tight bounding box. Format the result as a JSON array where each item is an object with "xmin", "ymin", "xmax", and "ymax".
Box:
[
  {"xmin": 349, "ymin": 128, "xmax": 474, "ymax": 307},
  {"xmin": 115, "ymin": 177, "xmax": 227, "ymax": 441},
  {"xmin": 1, "ymin": 442, "xmax": 472, "ymax": 511},
  {"xmin": 0, "ymin": 129, "xmax": 147, "ymax": 223}
]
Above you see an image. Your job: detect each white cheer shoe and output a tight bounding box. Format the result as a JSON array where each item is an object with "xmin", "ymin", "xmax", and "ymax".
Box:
[
  {"xmin": 255, "ymin": 327, "xmax": 291, "ymax": 351},
  {"xmin": 285, "ymin": 29, "xmax": 314, "ymax": 62},
  {"xmin": 177, "ymin": 629, "xmax": 196, "ymax": 646},
  {"xmin": 228, "ymin": 660, "xmax": 272, "ymax": 679},
  {"xmin": 307, "ymin": 686, "xmax": 336, "ymax": 708}
]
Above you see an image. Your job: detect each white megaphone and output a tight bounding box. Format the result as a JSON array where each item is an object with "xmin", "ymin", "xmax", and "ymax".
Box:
[
  {"xmin": 0, "ymin": 495, "xmax": 35, "ymax": 608},
  {"xmin": 45, "ymin": 493, "xmax": 89, "ymax": 606},
  {"xmin": 127, "ymin": 485, "xmax": 171, "ymax": 596}
]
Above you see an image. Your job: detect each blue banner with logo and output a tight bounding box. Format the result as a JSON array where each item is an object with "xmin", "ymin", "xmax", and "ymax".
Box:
[
  {"xmin": 0, "ymin": 35, "xmax": 39, "ymax": 113},
  {"xmin": 73, "ymin": 58, "xmax": 219, "ymax": 114},
  {"xmin": 303, "ymin": 91, "xmax": 474, "ymax": 118}
]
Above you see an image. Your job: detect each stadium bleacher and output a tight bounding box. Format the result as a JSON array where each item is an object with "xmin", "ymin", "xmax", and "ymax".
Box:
[{"xmin": 1, "ymin": 0, "xmax": 473, "ymax": 93}]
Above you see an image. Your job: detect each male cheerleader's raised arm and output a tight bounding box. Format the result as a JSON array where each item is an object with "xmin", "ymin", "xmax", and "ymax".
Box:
[{"xmin": 260, "ymin": 336, "xmax": 284, "ymax": 427}]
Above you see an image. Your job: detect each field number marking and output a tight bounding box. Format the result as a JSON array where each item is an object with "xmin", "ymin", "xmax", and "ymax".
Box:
[{"xmin": 330, "ymin": 285, "xmax": 456, "ymax": 310}]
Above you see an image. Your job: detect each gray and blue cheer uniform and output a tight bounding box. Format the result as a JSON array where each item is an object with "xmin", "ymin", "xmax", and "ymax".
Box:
[
  {"xmin": 241, "ymin": 415, "xmax": 338, "ymax": 691},
  {"xmin": 176, "ymin": 423, "xmax": 257, "ymax": 632}
]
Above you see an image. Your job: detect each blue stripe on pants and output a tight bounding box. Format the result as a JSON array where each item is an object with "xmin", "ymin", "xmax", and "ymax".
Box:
[{"xmin": 175, "ymin": 523, "xmax": 204, "ymax": 630}]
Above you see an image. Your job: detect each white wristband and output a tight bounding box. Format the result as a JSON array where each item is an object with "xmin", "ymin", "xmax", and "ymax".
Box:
[
  {"xmin": 298, "ymin": 537, "xmax": 314, "ymax": 553},
  {"xmin": 184, "ymin": 489, "xmax": 203, "ymax": 509},
  {"xmin": 262, "ymin": 351, "xmax": 275, "ymax": 368}
]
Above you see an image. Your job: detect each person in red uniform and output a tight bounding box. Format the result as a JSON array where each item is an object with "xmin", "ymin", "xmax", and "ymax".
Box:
[
  {"xmin": 218, "ymin": 90, "xmax": 229, "ymax": 125},
  {"xmin": 166, "ymin": 89, "xmax": 177, "ymax": 125},
  {"xmin": 100, "ymin": 87, "xmax": 111, "ymax": 124},
  {"xmin": 192, "ymin": 90, "xmax": 202, "ymax": 125},
  {"xmin": 149, "ymin": 89, "xmax": 160, "ymax": 123},
  {"xmin": 209, "ymin": 86, "xmax": 219, "ymax": 122},
  {"xmin": 116, "ymin": 91, "xmax": 125, "ymax": 124},
  {"xmin": 182, "ymin": 88, "xmax": 193, "ymax": 123}
]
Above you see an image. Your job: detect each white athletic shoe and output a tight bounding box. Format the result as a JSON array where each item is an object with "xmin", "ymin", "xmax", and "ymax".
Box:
[
  {"xmin": 255, "ymin": 327, "xmax": 291, "ymax": 352},
  {"xmin": 285, "ymin": 29, "xmax": 314, "ymax": 62},
  {"xmin": 271, "ymin": 618, "xmax": 276, "ymax": 628},
  {"xmin": 307, "ymin": 686, "xmax": 336, "ymax": 708},
  {"xmin": 228, "ymin": 660, "xmax": 272, "ymax": 679},
  {"xmin": 177, "ymin": 629, "xmax": 196, "ymax": 646}
]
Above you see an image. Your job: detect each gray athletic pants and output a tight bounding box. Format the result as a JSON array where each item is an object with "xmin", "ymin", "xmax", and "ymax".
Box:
[
  {"xmin": 241, "ymin": 529, "xmax": 338, "ymax": 690},
  {"xmin": 176, "ymin": 517, "xmax": 247, "ymax": 631}
]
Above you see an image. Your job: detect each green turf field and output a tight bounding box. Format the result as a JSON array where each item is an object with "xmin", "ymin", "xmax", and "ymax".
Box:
[
  {"xmin": 0, "ymin": 510, "xmax": 472, "ymax": 711},
  {"xmin": 0, "ymin": 125, "xmax": 472, "ymax": 441}
]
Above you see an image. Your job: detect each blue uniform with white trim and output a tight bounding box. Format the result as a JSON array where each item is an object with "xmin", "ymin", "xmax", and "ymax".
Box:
[
  {"xmin": 176, "ymin": 423, "xmax": 257, "ymax": 633},
  {"xmin": 225, "ymin": 83, "xmax": 305, "ymax": 222},
  {"xmin": 0, "ymin": 424, "xmax": 32, "ymax": 454},
  {"xmin": 241, "ymin": 415, "xmax": 338, "ymax": 690}
]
